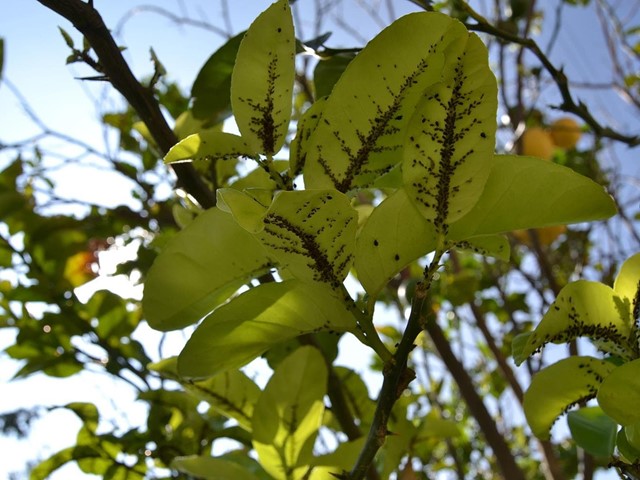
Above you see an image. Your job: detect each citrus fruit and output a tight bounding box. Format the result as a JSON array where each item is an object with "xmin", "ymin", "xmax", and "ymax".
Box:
[
  {"xmin": 520, "ymin": 127, "xmax": 555, "ymax": 161},
  {"xmin": 549, "ymin": 117, "xmax": 581, "ymax": 149}
]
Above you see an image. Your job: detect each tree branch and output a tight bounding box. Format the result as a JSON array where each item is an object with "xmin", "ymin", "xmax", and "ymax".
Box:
[
  {"xmin": 35, "ymin": 0, "xmax": 217, "ymax": 208},
  {"xmin": 461, "ymin": 2, "xmax": 640, "ymax": 148},
  {"xmin": 424, "ymin": 318, "xmax": 527, "ymax": 480}
]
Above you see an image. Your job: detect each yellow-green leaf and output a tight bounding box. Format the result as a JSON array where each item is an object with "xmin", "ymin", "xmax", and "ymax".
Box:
[
  {"xmin": 253, "ymin": 346, "xmax": 326, "ymax": 480},
  {"xmin": 177, "ymin": 280, "xmax": 355, "ymax": 379},
  {"xmin": 143, "ymin": 208, "xmax": 273, "ymax": 331},
  {"xmin": 354, "ymin": 188, "xmax": 436, "ymax": 297},
  {"xmin": 165, "ymin": 132, "xmax": 255, "ymax": 163},
  {"xmin": 304, "ymin": 12, "xmax": 467, "ymax": 191},
  {"xmin": 524, "ymin": 356, "xmax": 615, "ymax": 439},
  {"xmin": 259, "ymin": 190, "xmax": 357, "ymax": 288},
  {"xmin": 518, "ymin": 280, "xmax": 635, "ymax": 363},
  {"xmin": 448, "ymin": 155, "xmax": 617, "ymax": 240},
  {"xmin": 598, "ymin": 359, "xmax": 640, "ymax": 426},
  {"xmin": 231, "ymin": 0, "xmax": 295, "ymax": 155},
  {"xmin": 403, "ymin": 33, "xmax": 497, "ymax": 226}
]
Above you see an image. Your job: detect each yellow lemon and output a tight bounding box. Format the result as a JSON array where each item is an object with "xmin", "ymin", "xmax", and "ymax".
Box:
[
  {"xmin": 520, "ymin": 127, "xmax": 555, "ymax": 161},
  {"xmin": 549, "ymin": 117, "xmax": 582, "ymax": 149}
]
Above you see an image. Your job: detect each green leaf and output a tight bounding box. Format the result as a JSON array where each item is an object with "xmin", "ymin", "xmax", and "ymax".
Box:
[
  {"xmin": 448, "ymin": 155, "xmax": 617, "ymax": 240},
  {"xmin": 313, "ymin": 53, "xmax": 355, "ymax": 99},
  {"xmin": 614, "ymin": 252, "xmax": 640, "ymax": 306},
  {"xmin": 403, "ymin": 33, "xmax": 497, "ymax": 226},
  {"xmin": 625, "ymin": 422, "xmax": 640, "ymax": 454},
  {"xmin": 165, "ymin": 132, "xmax": 255, "ymax": 164},
  {"xmin": 177, "ymin": 280, "xmax": 355, "ymax": 378},
  {"xmin": 354, "ymin": 188, "xmax": 436, "ymax": 297},
  {"xmin": 511, "ymin": 332, "xmax": 532, "ymax": 366},
  {"xmin": 304, "ymin": 12, "xmax": 466, "ymax": 192},
  {"xmin": 143, "ymin": 208, "xmax": 273, "ymax": 331},
  {"xmin": 252, "ymin": 346, "xmax": 327, "ymax": 480},
  {"xmin": 523, "ymin": 356, "xmax": 615, "ymax": 439},
  {"xmin": 172, "ymin": 455, "xmax": 260, "ymax": 480},
  {"xmin": 517, "ymin": 280, "xmax": 634, "ymax": 363},
  {"xmin": 217, "ymin": 188, "xmax": 269, "ymax": 233},
  {"xmin": 58, "ymin": 27, "xmax": 74, "ymax": 48},
  {"xmin": 289, "ymin": 98, "xmax": 326, "ymax": 177},
  {"xmin": 64, "ymin": 403, "xmax": 99, "ymax": 434},
  {"xmin": 567, "ymin": 406, "xmax": 617, "ymax": 457},
  {"xmin": 598, "ymin": 359, "xmax": 640, "ymax": 426},
  {"xmin": 231, "ymin": 0, "xmax": 295, "ymax": 155},
  {"xmin": 191, "ymin": 31, "xmax": 245, "ymax": 123},
  {"xmin": 618, "ymin": 427, "xmax": 640, "ymax": 462},
  {"xmin": 259, "ymin": 190, "xmax": 357, "ymax": 288}
]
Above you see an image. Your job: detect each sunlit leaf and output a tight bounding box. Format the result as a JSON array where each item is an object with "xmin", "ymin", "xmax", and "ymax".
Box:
[
  {"xmin": 289, "ymin": 98, "xmax": 325, "ymax": 177},
  {"xmin": 613, "ymin": 252, "xmax": 640, "ymax": 308},
  {"xmin": 259, "ymin": 190, "xmax": 357, "ymax": 288},
  {"xmin": 598, "ymin": 359, "xmax": 640, "ymax": 426},
  {"xmin": 253, "ymin": 346, "xmax": 326, "ymax": 480},
  {"xmin": 217, "ymin": 188, "xmax": 269, "ymax": 234},
  {"xmin": 517, "ymin": 280, "xmax": 635, "ymax": 363},
  {"xmin": 165, "ymin": 132, "xmax": 255, "ymax": 164},
  {"xmin": 177, "ymin": 280, "xmax": 355, "ymax": 378},
  {"xmin": 304, "ymin": 13, "xmax": 466, "ymax": 191},
  {"xmin": 231, "ymin": 0, "xmax": 295, "ymax": 155},
  {"xmin": 172, "ymin": 455, "xmax": 260, "ymax": 480},
  {"xmin": 448, "ymin": 155, "xmax": 617, "ymax": 240},
  {"xmin": 143, "ymin": 208, "xmax": 273, "ymax": 331},
  {"xmin": 523, "ymin": 356, "xmax": 615, "ymax": 439},
  {"xmin": 355, "ymin": 188, "xmax": 436, "ymax": 297},
  {"xmin": 403, "ymin": 33, "xmax": 497, "ymax": 225},
  {"xmin": 191, "ymin": 31, "xmax": 245, "ymax": 123}
]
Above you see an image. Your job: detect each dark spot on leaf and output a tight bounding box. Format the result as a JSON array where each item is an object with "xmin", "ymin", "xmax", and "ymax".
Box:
[
  {"xmin": 394, "ymin": 254, "xmax": 400, "ymax": 261},
  {"xmin": 374, "ymin": 239, "xmax": 379, "ymax": 247}
]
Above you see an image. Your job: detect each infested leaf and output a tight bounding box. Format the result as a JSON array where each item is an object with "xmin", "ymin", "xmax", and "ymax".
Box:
[
  {"xmin": 403, "ymin": 33, "xmax": 497, "ymax": 226},
  {"xmin": 517, "ymin": 280, "xmax": 635, "ymax": 363},
  {"xmin": 523, "ymin": 356, "xmax": 615, "ymax": 439},
  {"xmin": 177, "ymin": 280, "xmax": 355, "ymax": 379},
  {"xmin": 259, "ymin": 190, "xmax": 357, "ymax": 289},
  {"xmin": 289, "ymin": 98, "xmax": 326, "ymax": 177},
  {"xmin": 304, "ymin": 13, "xmax": 466, "ymax": 191},
  {"xmin": 231, "ymin": 0, "xmax": 295, "ymax": 155},
  {"xmin": 143, "ymin": 208, "xmax": 273, "ymax": 331},
  {"xmin": 453, "ymin": 234, "xmax": 509, "ymax": 261}
]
